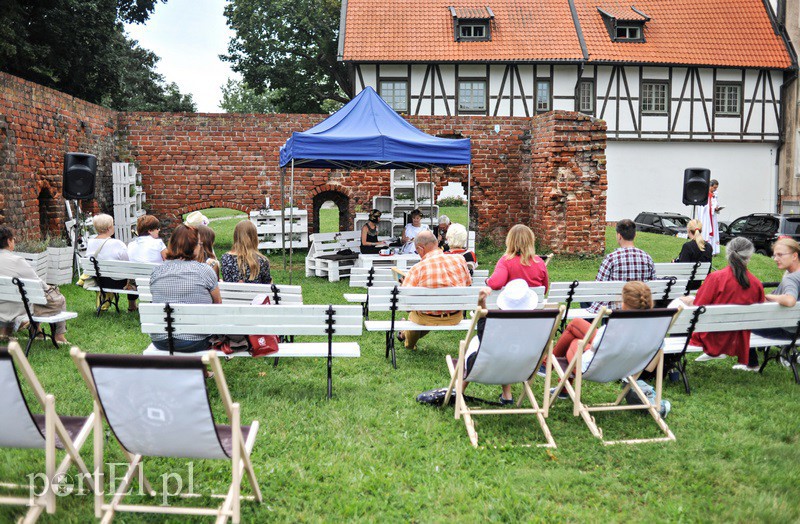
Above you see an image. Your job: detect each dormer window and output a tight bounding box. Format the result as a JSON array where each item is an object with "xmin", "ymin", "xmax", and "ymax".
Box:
[
  {"xmin": 597, "ymin": 5, "xmax": 650, "ymax": 43},
  {"xmin": 449, "ymin": 6, "xmax": 494, "ymax": 42}
]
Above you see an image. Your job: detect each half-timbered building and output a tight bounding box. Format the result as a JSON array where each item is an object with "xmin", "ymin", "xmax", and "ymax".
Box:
[{"xmin": 339, "ymin": 0, "xmax": 796, "ymax": 222}]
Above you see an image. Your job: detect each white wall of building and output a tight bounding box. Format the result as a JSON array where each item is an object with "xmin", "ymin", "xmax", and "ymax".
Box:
[{"xmin": 605, "ymin": 141, "xmax": 778, "ymax": 223}]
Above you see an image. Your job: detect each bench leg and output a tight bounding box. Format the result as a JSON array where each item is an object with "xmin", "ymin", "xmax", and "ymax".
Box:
[
  {"xmin": 327, "ymin": 355, "xmax": 333, "ymax": 400},
  {"xmin": 384, "ymin": 331, "xmax": 398, "ymax": 369},
  {"xmin": 678, "ymin": 357, "xmax": 691, "ymax": 395}
]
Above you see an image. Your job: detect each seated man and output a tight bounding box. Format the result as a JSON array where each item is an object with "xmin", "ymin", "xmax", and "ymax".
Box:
[
  {"xmin": 588, "ymin": 218, "xmax": 655, "ymax": 313},
  {"xmin": 400, "ymin": 231, "xmax": 472, "ymax": 350},
  {"xmin": 436, "ymin": 215, "xmax": 451, "ymax": 250}
]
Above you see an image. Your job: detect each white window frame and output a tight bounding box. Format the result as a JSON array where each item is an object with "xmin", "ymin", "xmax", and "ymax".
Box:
[
  {"xmin": 615, "ymin": 25, "xmax": 642, "ymax": 40},
  {"xmin": 578, "ymin": 80, "xmax": 594, "ymax": 114},
  {"xmin": 458, "ymin": 79, "xmax": 487, "ymax": 113},
  {"xmin": 379, "ymin": 79, "xmax": 409, "ymax": 113},
  {"xmin": 714, "ymin": 82, "xmax": 742, "ymax": 117},
  {"xmin": 536, "ymin": 80, "xmax": 551, "ymax": 113},
  {"xmin": 641, "ymin": 81, "xmax": 669, "ymax": 115}
]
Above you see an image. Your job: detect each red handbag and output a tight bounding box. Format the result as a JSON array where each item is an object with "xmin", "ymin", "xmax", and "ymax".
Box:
[{"xmin": 248, "ymin": 293, "xmax": 280, "ymax": 357}]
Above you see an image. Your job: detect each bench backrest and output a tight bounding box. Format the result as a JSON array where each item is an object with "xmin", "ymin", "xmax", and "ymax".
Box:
[
  {"xmin": 307, "ymin": 231, "xmax": 361, "ymax": 258},
  {"xmin": 79, "ymin": 257, "xmax": 158, "ymax": 280},
  {"xmin": 135, "ymin": 279, "xmax": 302, "ymax": 305},
  {"xmin": 0, "ymin": 276, "xmax": 47, "ymax": 305},
  {"xmin": 668, "ymin": 303, "xmax": 800, "ymax": 335},
  {"xmin": 653, "ymin": 262, "xmax": 712, "ymax": 281},
  {"xmin": 547, "ymin": 279, "xmax": 688, "ymax": 304},
  {"xmin": 140, "ymin": 303, "xmax": 363, "ymax": 337},
  {"xmin": 349, "ymin": 267, "xmax": 489, "ymax": 289},
  {"xmin": 367, "ymin": 286, "xmax": 482, "ymax": 312}
]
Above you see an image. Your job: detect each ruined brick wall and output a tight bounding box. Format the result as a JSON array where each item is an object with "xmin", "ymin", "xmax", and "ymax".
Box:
[
  {"xmin": 0, "ymin": 72, "xmax": 116, "ymax": 238},
  {"xmin": 1, "ymin": 72, "xmax": 607, "ymax": 254}
]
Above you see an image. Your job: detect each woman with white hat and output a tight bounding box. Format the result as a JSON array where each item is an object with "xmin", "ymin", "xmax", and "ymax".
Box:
[{"xmin": 463, "ymin": 279, "xmax": 539, "ymax": 405}]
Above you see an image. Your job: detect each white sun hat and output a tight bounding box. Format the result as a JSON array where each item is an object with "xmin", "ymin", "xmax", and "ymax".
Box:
[
  {"xmin": 496, "ymin": 279, "xmax": 539, "ymax": 310},
  {"xmin": 184, "ymin": 211, "xmax": 209, "ymax": 227}
]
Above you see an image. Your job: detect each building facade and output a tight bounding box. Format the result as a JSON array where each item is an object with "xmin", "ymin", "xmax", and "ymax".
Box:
[{"xmin": 339, "ymin": 0, "xmax": 796, "ymax": 222}]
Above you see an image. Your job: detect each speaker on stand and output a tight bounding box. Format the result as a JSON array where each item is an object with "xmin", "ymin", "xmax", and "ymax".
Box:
[
  {"xmin": 682, "ymin": 168, "xmax": 711, "ymax": 219},
  {"xmin": 63, "ymin": 152, "xmax": 97, "ymax": 279}
]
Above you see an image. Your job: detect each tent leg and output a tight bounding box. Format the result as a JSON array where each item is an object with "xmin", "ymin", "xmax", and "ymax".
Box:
[
  {"xmin": 280, "ymin": 167, "xmax": 286, "ymax": 271},
  {"xmin": 290, "ymin": 160, "xmax": 294, "ymax": 285},
  {"xmin": 467, "ymin": 164, "xmax": 472, "ymax": 248}
]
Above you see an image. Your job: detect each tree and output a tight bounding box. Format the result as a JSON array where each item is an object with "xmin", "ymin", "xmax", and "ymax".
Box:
[
  {"xmin": 219, "ymin": 79, "xmax": 276, "ymax": 113},
  {"xmin": 0, "ymin": 0, "xmax": 195, "ymax": 112},
  {"xmin": 222, "ymin": 0, "xmax": 352, "ymax": 114}
]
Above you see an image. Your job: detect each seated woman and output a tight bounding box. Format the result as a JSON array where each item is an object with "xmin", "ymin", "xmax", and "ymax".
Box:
[
  {"xmin": 360, "ymin": 209, "xmax": 387, "ymax": 254},
  {"xmin": 149, "ymin": 225, "xmax": 221, "ymax": 353},
  {"xmin": 444, "ymin": 224, "xmax": 476, "ymax": 268},
  {"xmin": 679, "ymin": 236, "xmax": 765, "ymax": 370},
  {"xmin": 0, "ymin": 227, "xmax": 70, "ymax": 345},
  {"xmin": 221, "ymin": 221, "xmax": 272, "ymax": 284},
  {"xmin": 554, "ymin": 281, "xmax": 654, "ymax": 372},
  {"xmin": 86, "ymin": 213, "xmax": 130, "ymax": 311},
  {"xmin": 196, "ymin": 225, "xmax": 220, "ymax": 280},
  {"xmin": 127, "ymin": 214, "xmax": 167, "ymax": 263},
  {"xmin": 401, "ymin": 209, "xmax": 429, "ymax": 254},
  {"xmin": 485, "ymin": 224, "xmax": 549, "ymax": 293},
  {"xmin": 673, "ymin": 219, "xmax": 712, "ymax": 263}
]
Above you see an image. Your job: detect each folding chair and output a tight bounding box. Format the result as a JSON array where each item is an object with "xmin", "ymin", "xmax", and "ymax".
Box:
[
  {"xmin": 0, "ymin": 341, "xmax": 94, "ymax": 523},
  {"xmin": 443, "ymin": 306, "xmax": 564, "ymax": 448},
  {"xmin": 70, "ymin": 349, "xmax": 262, "ymax": 523},
  {"xmin": 549, "ymin": 308, "xmax": 680, "ymax": 445}
]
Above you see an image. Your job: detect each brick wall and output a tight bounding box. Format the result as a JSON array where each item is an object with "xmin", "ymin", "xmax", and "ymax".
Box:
[
  {"xmin": 0, "ymin": 72, "xmax": 116, "ymax": 237},
  {"xmin": 1, "ymin": 72, "xmax": 607, "ymax": 254}
]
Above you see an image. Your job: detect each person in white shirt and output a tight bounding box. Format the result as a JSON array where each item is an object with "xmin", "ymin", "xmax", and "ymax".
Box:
[
  {"xmin": 401, "ymin": 209, "xmax": 429, "ymax": 254},
  {"xmin": 127, "ymin": 215, "xmax": 167, "ymax": 264},
  {"xmin": 85, "ymin": 214, "xmax": 130, "ymax": 311}
]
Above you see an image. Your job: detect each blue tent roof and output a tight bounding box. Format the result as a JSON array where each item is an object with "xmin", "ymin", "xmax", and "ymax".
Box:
[{"xmin": 279, "ymin": 87, "xmax": 471, "ymax": 169}]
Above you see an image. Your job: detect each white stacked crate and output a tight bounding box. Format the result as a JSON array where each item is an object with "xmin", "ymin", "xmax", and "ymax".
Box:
[
  {"xmin": 112, "ymin": 163, "xmax": 145, "ymax": 243},
  {"xmin": 353, "ymin": 170, "xmax": 439, "ymax": 237},
  {"xmin": 250, "ymin": 208, "xmax": 308, "ymax": 251}
]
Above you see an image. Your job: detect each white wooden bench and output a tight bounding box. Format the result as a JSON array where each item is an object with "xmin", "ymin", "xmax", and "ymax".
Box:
[
  {"xmin": 135, "ymin": 279, "xmax": 303, "ymax": 305},
  {"xmin": 0, "ymin": 276, "xmax": 78, "ymax": 355},
  {"xmin": 344, "ymin": 267, "xmax": 489, "ymax": 318},
  {"xmin": 139, "ymin": 303, "xmax": 362, "ymax": 399},
  {"xmin": 663, "ymin": 302, "xmax": 800, "ymax": 393},
  {"xmin": 364, "ymin": 285, "xmax": 545, "ymax": 368},
  {"xmin": 654, "ymin": 262, "xmax": 712, "ymax": 294},
  {"xmin": 305, "ymin": 231, "xmax": 362, "ymax": 281},
  {"xmin": 78, "ymin": 257, "xmax": 158, "ymax": 315},
  {"xmin": 546, "ymin": 278, "xmax": 689, "ymax": 328}
]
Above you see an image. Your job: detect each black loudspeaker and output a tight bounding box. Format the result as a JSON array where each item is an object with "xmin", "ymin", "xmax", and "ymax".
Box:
[
  {"xmin": 63, "ymin": 152, "xmax": 97, "ymax": 200},
  {"xmin": 682, "ymin": 168, "xmax": 710, "ymax": 206}
]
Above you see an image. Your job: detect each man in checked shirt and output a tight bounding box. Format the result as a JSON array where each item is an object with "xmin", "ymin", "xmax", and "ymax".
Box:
[
  {"xmin": 588, "ymin": 219, "xmax": 655, "ymax": 313},
  {"xmin": 400, "ymin": 231, "xmax": 472, "ymax": 350}
]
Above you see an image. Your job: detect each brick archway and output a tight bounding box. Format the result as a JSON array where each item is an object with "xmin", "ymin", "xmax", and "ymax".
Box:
[
  {"xmin": 310, "ymin": 184, "xmax": 353, "ymax": 233},
  {"xmin": 36, "ymin": 180, "xmax": 60, "ymax": 239}
]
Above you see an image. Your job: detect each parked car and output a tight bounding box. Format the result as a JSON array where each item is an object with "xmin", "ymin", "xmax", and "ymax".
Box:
[
  {"xmin": 634, "ymin": 212, "xmax": 691, "ymax": 237},
  {"xmin": 719, "ymin": 213, "xmax": 800, "ymax": 255}
]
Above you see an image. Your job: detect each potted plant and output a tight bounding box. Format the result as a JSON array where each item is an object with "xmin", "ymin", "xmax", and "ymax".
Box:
[
  {"xmin": 15, "ymin": 238, "xmax": 49, "ymax": 281},
  {"xmin": 46, "ymin": 236, "xmax": 73, "ymax": 285}
]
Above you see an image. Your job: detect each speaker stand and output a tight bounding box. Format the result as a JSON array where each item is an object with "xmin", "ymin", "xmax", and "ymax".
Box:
[
  {"xmin": 691, "ymin": 205, "xmax": 697, "ymax": 220},
  {"xmin": 67, "ymin": 200, "xmax": 84, "ymax": 280}
]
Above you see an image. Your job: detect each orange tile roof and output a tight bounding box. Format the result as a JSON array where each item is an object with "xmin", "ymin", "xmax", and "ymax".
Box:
[
  {"xmin": 341, "ymin": 0, "xmax": 794, "ymax": 69},
  {"xmin": 451, "ymin": 7, "xmax": 493, "ymax": 19},
  {"xmin": 596, "ymin": 3, "xmax": 649, "ymax": 21}
]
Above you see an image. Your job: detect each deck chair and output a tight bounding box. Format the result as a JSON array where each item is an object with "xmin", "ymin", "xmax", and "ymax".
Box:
[
  {"xmin": 70, "ymin": 349, "xmax": 262, "ymax": 523},
  {"xmin": 0, "ymin": 341, "xmax": 94, "ymax": 523},
  {"xmin": 549, "ymin": 308, "xmax": 680, "ymax": 445},
  {"xmin": 443, "ymin": 306, "xmax": 564, "ymax": 448}
]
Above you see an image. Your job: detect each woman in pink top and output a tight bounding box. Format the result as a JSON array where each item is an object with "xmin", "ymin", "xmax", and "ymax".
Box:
[{"xmin": 485, "ymin": 224, "xmax": 549, "ymax": 293}]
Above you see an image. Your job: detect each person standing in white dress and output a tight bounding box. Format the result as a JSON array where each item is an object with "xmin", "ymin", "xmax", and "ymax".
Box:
[
  {"xmin": 700, "ymin": 179, "xmax": 722, "ymax": 255},
  {"xmin": 401, "ymin": 209, "xmax": 430, "ymax": 254}
]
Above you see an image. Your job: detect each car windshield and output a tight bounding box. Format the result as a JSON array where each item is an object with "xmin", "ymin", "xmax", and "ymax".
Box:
[
  {"xmin": 661, "ymin": 216, "xmax": 688, "ymax": 228},
  {"xmin": 781, "ymin": 218, "xmax": 800, "ymax": 235}
]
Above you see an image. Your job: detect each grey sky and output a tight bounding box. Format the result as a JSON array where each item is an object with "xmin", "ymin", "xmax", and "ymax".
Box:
[{"xmin": 125, "ymin": 0, "xmax": 238, "ymax": 112}]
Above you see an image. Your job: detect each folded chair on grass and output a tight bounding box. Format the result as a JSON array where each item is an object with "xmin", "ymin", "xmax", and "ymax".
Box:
[
  {"xmin": 70, "ymin": 349, "xmax": 262, "ymax": 524},
  {"xmin": 443, "ymin": 307, "xmax": 564, "ymax": 448},
  {"xmin": 0, "ymin": 341, "xmax": 94, "ymax": 523},
  {"xmin": 549, "ymin": 307, "xmax": 680, "ymax": 446}
]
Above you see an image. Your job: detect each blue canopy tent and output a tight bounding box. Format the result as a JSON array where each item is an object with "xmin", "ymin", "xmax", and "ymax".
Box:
[{"xmin": 278, "ymin": 87, "xmax": 472, "ymax": 278}]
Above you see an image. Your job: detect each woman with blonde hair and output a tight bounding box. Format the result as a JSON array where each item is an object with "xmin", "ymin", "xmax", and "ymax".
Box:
[
  {"xmin": 485, "ymin": 224, "xmax": 549, "ymax": 293},
  {"xmin": 195, "ymin": 225, "xmax": 220, "ymax": 279},
  {"xmin": 673, "ymin": 219, "xmax": 712, "ymax": 263},
  {"xmin": 221, "ymin": 221, "xmax": 272, "ymax": 284}
]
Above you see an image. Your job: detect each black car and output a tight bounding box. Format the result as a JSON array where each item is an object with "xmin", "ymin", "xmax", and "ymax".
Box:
[
  {"xmin": 634, "ymin": 212, "xmax": 691, "ymax": 236},
  {"xmin": 719, "ymin": 213, "xmax": 800, "ymax": 255}
]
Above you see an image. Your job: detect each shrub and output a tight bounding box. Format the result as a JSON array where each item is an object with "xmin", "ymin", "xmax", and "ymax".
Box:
[{"xmin": 438, "ymin": 196, "xmax": 466, "ymax": 207}]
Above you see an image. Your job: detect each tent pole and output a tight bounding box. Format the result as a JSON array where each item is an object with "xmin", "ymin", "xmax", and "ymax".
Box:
[
  {"xmin": 429, "ymin": 168, "xmax": 434, "ymax": 231},
  {"xmin": 467, "ymin": 164, "xmax": 472, "ymax": 249},
  {"xmin": 290, "ymin": 160, "xmax": 295, "ymax": 285},
  {"xmin": 280, "ymin": 167, "xmax": 286, "ymax": 271}
]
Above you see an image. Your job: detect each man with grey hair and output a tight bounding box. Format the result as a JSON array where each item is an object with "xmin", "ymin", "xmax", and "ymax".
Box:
[
  {"xmin": 436, "ymin": 215, "xmax": 451, "ymax": 250},
  {"xmin": 399, "ymin": 231, "xmax": 471, "ymax": 350}
]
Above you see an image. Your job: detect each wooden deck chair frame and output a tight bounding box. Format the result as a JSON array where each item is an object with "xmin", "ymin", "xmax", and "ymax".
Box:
[
  {"xmin": 442, "ymin": 306, "xmax": 564, "ymax": 448},
  {"xmin": 0, "ymin": 341, "xmax": 94, "ymax": 523},
  {"xmin": 549, "ymin": 307, "xmax": 681, "ymax": 446},
  {"xmin": 69, "ymin": 349, "xmax": 262, "ymax": 524}
]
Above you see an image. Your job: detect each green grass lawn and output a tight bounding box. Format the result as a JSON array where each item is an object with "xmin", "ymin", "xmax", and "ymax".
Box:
[{"xmin": 1, "ymin": 223, "xmax": 798, "ymax": 522}]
